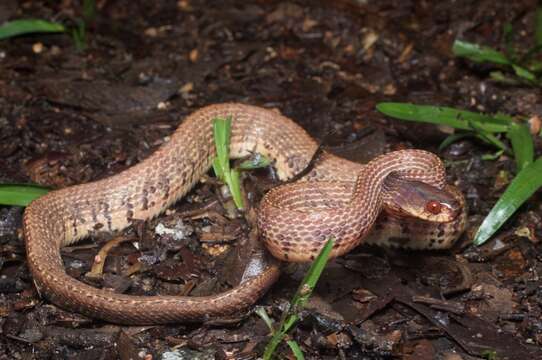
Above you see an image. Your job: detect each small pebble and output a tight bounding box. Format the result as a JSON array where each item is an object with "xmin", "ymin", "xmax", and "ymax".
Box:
[{"xmin": 32, "ymin": 42, "xmax": 44, "ymax": 54}]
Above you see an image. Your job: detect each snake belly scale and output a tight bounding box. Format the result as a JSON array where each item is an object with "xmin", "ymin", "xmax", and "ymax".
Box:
[{"xmin": 23, "ymin": 103, "xmax": 466, "ymax": 324}]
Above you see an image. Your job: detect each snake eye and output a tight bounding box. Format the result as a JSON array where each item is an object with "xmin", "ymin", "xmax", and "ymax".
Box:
[{"xmin": 425, "ymin": 200, "xmax": 443, "ymax": 215}]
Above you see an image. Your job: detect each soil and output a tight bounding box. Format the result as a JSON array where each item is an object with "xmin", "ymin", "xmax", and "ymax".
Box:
[{"xmin": 1, "ymin": 0, "xmax": 542, "ymax": 359}]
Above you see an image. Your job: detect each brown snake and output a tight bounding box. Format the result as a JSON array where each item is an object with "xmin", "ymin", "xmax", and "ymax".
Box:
[{"xmin": 23, "ymin": 103, "xmax": 466, "ymax": 324}]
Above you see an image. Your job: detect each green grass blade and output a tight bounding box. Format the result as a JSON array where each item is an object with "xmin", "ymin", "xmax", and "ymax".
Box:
[
  {"xmin": 376, "ymin": 103, "xmax": 510, "ymax": 133},
  {"xmin": 213, "ymin": 117, "xmax": 232, "ymax": 176},
  {"xmin": 0, "ymin": 184, "xmax": 49, "ymax": 206},
  {"xmin": 212, "ymin": 158, "xmax": 224, "ymax": 180},
  {"xmin": 227, "ymin": 169, "xmax": 244, "ymax": 210},
  {"xmin": 482, "ymin": 350, "xmax": 498, "ymax": 360},
  {"xmin": 438, "ymin": 133, "xmax": 472, "ymax": 151},
  {"xmin": 255, "ymin": 307, "xmax": 275, "ymax": 333},
  {"xmin": 0, "ymin": 19, "xmax": 65, "ymax": 40},
  {"xmin": 263, "ymin": 334, "xmax": 283, "ymax": 359},
  {"xmin": 71, "ymin": 20, "xmax": 87, "ymax": 52},
  {"xmin": 490, "ymin": 71, "xmax": 521, "ymax": 85},
  {"xmin": 290, "ymin": 238, "xmax": 334, "ymax": 309},
  {"xmin": 212, "ymin": 117, "xmax": 244, "ymax": 209},
  {"xmin": 529, "ymin": 60, "xmax": 542, "ymax": 73},
  {"xmin": 480, "ymin": 149, "xmax": 504, "ymax": 161},
  {"xmin": 512, "ymin": 64, "xmax": 536, "ymax": 81},
  {"xmin": 237, "ymin": 154, "xmax": 271, "ymax": 170},
  {"xmin": 473, "ymin": 157, "xmax": 542, "ymax": 245},
  {"xmin": 536, "ymin": 6, "xmax": 542, "ymax": 46},
  {"xmin": 452, "ymin": 40, "xmax": 511, "ymax": 65},
  {"xmin": 506, "ymin": 123, "xmax": 534, "ymax": 170},
  {"xmin": 468, "ymin": 122, "xmax": 510, "ymax": 154},
  {"xmin": 287, "ymin": 341, "xmax": 305, "ymax": 360},
  {"xmin": 263, "ymin": 238, "xmax": 334, "ymax": 359}
]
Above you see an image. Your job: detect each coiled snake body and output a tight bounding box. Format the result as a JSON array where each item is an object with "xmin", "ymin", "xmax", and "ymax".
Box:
[{"xmin": 23, "ymin": 103, "xmax": 466, "ymax": 324}]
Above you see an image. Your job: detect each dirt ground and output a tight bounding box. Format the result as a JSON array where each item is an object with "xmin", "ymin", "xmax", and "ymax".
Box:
[{"xmin": 1, "ymin": 0, "xmax": 542, "ymax": 359}]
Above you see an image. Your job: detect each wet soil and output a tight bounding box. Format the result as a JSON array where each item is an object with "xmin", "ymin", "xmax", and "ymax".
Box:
[{"xmin": 1, "ymin": 0, "xmax": 542, "ymax": 359}]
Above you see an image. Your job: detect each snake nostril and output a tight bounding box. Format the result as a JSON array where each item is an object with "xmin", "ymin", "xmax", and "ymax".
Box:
[{"xmin": 425, "ymin": 200, "xmax": 443, "ymax": 215}]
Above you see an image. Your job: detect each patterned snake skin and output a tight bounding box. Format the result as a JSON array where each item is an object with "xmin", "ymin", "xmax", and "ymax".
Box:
[{"xmin": 23, "ymin": 103, "xmax": 466, "ymax": 324}]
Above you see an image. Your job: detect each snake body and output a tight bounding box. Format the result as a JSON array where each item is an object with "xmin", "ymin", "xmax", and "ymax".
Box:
[{"xmin": 23, "ymin": 103, "xmax": 465, "ymax": 324}]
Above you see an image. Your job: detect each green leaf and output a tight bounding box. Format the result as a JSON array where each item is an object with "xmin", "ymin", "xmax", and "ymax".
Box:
[
  {"xmin": 0, "ymin": 184, "xmax": 49, "ymax": 206},
  {"xmin": 227, "ymin": 169, "xmax": 244, "ymax": 210},
  {"xmin": 506, "ymin": 122, "xmax": 534, "ymax": 170},
  {"xmin": 528, "ymin": 60, "xmax": 542, "ymax": 73},
  {"xmin": 473, "ymin": 157, "xmax": 542, "ymax": 246},
  {"xmin": 287, "ymin": 341, "xmax": 305, "ymax": 360},
  {"xmin": 482, "ymin": 349, "xmax": 498, "ymax": 360},
  {"xmin": 512, "ymin": 64, "xmax": 536, "ymax": 81},
  {"xmin": 480, "ymin": 149, "xmax": 504, "ymax": 161},
  {"xmin": 255, "ymin": 307, "xmax": 275, "ymax": 333},
  {"xmin": 290, "ymin": 238, "xmax": 334, "ymax": 309},
  {"xmin": 376, "ymin": 103, "xmax": 510, "ymax": 133},
  {"xmin": 438, "ymin": 133, "xmax": 474, "ymax": 151},
  {"xmin": 263, "ymin": 238, "xmax": 334, "ymax": 359},
  {"xmin": 212, "ymin": 158, "xmax": 224, "ymax": 180},
  {"xmin": 237, "ymin": 153, "xmax": 271, "ymax": 170},
  {"xmin": 213, "ymin": 117, "xmax": 232, "ymax": 175},
  {"xmin": 71, "ymin": 19, "xmax": 87, "ymax": 52},
  {"xmin": 468, "ymin": 122, "xmax": 510, "ymax": 153},
  {"xmin": 452, "ymin": 40, "xmax": 511, "ymax": 65},
  {"xmin": 489, "ymin": 71, "xmax": 521, "ymax": 85},
  {"xmin": 212, "ymin": 117, "xmax": 245, "ymax": 210},
  {"xmin": 0, "ymin": 19, "xmax": 65, "ymax": 40}
]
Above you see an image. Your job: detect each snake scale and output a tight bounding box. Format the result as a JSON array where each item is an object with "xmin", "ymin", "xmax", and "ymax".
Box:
[{"xmin": 23, "ymin": 103, "xmax": 466, "ymax": 324}]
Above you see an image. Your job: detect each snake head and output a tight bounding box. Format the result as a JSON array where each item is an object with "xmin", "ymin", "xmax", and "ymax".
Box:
[{"xmin": 384, "ymin": 179, "xmax": 461, "ymax": 223}]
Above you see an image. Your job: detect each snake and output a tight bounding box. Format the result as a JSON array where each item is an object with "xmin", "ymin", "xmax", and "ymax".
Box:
[{"xmin": 23, "ymin": 103, "xmax": 466, "ymax": 324}]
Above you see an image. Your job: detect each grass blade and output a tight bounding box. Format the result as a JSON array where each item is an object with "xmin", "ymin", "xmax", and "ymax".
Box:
[
  {"xmin": 467, "ymin": 122, "xmax": 510, "ymax": 154},
  {"xmin": 212, "ymin": 158, "xmax": 224, "ymax": 180},
  {"xmin": 287, "ymin": 341, "xmax": 305, "ymax": 360},
  {"xmin": 473, "ymin": 157, "xmax": 542, "ymax": 245},
  {"xmin": 452, "ymin": 40, "xmax": 511, "ymax": 65},
  {"xmin": 290, "ymin": 238, "xmax": 334, "ymax": 309},
  {"xmin": 212, "ymin": 117, "xmax": 244, "ymax": 209},
  {"xmin": 376, "ymin": 103, "xmax": 510, "ymax": 133},
  {"xmin": 263, "ymin": 238, "xmax": 334, "ymax": 359},
  {"xmin": 506, "ymin": 122, "xmax": 534, "ymax": 170},
  {"xmin": 71, "ymin": 19, "xmax": 87, "ymax": 52},
  {"xmin": 228, "ymin": 169, "xmax": 244, "ymax": 210},
  {"xmin": 489, "ymin": 71, "xmax": 521, "ymax": 85},
  {"xmin": 438, "ymin": 133, "xmax": 472, "ymax": 151},
  {"xmin": 255, "ymin": 307, "xmax": 275, "ymax": 333},
  {"xmin": 0, "ymin": 184, "xmax": 49, "ymax": 206},
  {"xmin": 213, "ymin": 117, "xmax": 232, "ymax": 173},
  {"xmin": 512, "ymin": 64, "xmax": 536, "ymax": 81},
  {"xmin": 480, "ymin": 149, "xmax": 504, "ymax": 161},
  {"xmin": 0, "ymin": 19, "xmax": 65, "ymax": 40},
  {"xmin": 237, "ymin": 154, "xmax": 271, "ymax": 170}
]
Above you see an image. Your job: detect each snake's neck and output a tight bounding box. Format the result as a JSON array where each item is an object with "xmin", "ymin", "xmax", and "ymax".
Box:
[
  {"xmin": 347, "ymin": 165, "xmax": 393, "ymax": 234},
  {"xmin": 349, "ymin": 149, "xmax": 446, "ymax": 226}
]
